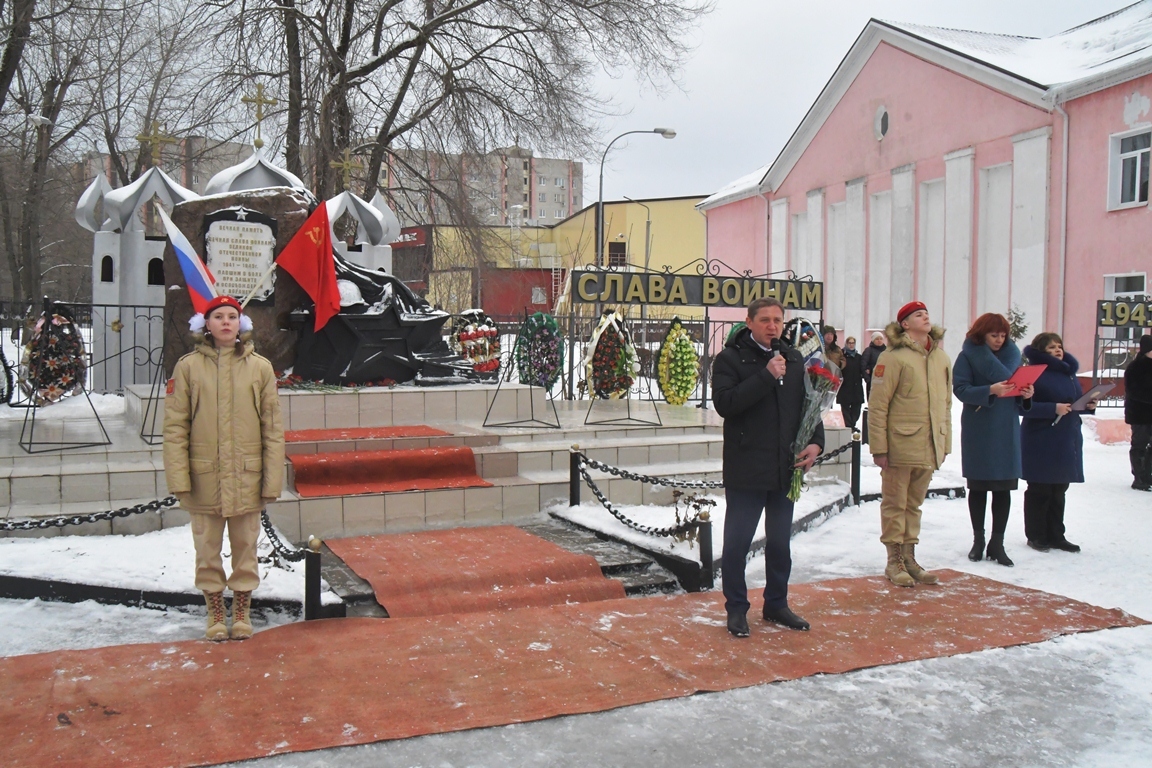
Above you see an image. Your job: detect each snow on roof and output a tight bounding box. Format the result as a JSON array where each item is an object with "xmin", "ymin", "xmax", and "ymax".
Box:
[
  {"xmin": 697, "ymin": 163, "xmax": 769, "ymax": 210},
  {"xmin": 703, "ymin": 2, "xmax": 1152, "ymax": 211},
  {"xmin": 883, "ymin": 1, "xmax": 1152, "ymax": 89}
]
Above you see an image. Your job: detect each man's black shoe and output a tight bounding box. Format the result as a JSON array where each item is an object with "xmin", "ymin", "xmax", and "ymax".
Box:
[
  {"xmin": 1051, "ymin": 538, "xmax": 1081, "ymax": 553},
  {"xmin": 762, "ymin": 605, "xmax": 810, "ymax": 631},
  {"xmin": 727, "ymin": 611, "xmax": 750, "ymax": 638},
  {"xmin": 1027, "ymin": 540, "xmax": 1050, "ymax": 552}
]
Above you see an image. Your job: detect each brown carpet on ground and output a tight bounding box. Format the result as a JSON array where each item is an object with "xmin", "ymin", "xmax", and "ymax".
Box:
[
  {"xmin": 285, "ymin": 425, "xmax": 451, "ymax": 443},
  {"xmin": 326, "ymin": 526, "xmax": 627, "ymax": 617},
  {"xmin": 290, "ymin": 445, "xmax": 491, "ymax": 497},
  {"xmin": 1, "ymin": 571, "xmax": 1143, "ymax": 768}
]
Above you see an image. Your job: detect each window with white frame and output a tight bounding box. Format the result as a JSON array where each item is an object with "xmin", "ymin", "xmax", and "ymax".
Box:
[
  {"xmin": 1109, "ymin": 130, "xmax": 1152, "ymax": 209},
  {"xmin": 538, "ymin": 175, "xmax": 547, "ymax": 185},
  {"xmin": 556, "ymin": 177, "xmax": 565, "ymax": 187}
]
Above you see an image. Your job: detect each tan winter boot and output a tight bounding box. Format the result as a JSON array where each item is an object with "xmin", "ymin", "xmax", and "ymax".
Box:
[
  {"xmin": 230, "ymin": 591, "xmax": 253, "ymax": 640},
  {"xmin": 901, "ymin": 543, "xmax": 939, "ymax": 585},
  {"xmin": 204, "ymin": 591, "xmax": 228, "ymax": 641},
  {"xmin": 884, "ymin": 543, "xmax": 915, "ymax": 588}
]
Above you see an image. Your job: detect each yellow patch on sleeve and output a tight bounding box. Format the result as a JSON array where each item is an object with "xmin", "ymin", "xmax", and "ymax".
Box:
[
  {"xmin": 873, "ymin": 364, "xmax": 884, "ymax": 379},
  {"xmin": 165, "ymin": 378, "xmax": 175, "ymax": 395}
]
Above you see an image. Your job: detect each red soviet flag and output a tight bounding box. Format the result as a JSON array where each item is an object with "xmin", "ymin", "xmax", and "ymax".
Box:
[{"xmin": 277, "ymin": 205, "xmax": 341, "ymax": 331}]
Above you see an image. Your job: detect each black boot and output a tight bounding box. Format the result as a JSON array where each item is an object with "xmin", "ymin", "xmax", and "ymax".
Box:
[
  {"xmin": 762, "ymin": 604, "xmax": 810, "ymax": 631},
  {"xmin": 968, "ymin": 533, "xmax": 985, "ymax": 562},
  {"xmin": 727, "ymin": 611, "xmax": 750, "ymax": 638},
  {"xmin": 1051, "ymin": 538, "xmax": 1081, "ymax": 553},
  {"xmin": 986, "ymin": 538, "xmax": 1014, "ymax": 567}
]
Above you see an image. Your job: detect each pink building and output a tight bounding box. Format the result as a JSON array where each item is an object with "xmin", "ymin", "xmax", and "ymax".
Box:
[{"xmin": 700, "ymin": 3, "xmax": 1152, "ymax": 359}]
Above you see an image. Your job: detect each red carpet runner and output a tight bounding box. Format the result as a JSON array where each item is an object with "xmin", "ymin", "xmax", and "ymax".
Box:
[
  {"xmin": 290, "ymin": 445, "xmax": 491, "ymax": 497},
  {"xmin": 326, "ymin": 526, "xmax": 626, "ymax": 617},
  {"xmin": 285, "ymin": 425, "xmax": 451, "ymax": 443},
  {"xmin": 2, "ymin": 571, "xmax": 1143, "ymax": 768}
]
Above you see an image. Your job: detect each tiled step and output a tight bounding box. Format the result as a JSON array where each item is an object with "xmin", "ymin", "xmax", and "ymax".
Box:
[{"xmin": 519, "ymin": 518, "xmax": 680, "ymax": 596}]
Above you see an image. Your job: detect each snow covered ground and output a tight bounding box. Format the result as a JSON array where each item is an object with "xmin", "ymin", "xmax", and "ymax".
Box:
[{"xmin": 2, "ymin": 402, "xmax": 1150, "ymax": 766}]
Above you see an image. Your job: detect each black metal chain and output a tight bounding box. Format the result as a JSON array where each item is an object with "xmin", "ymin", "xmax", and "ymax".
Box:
[
  {"xmin": 578, "ymin": 464, "xmax": 703, "ymax": 537},
  {"xmin": 260, "ymin": 509, "xmax": 308, "ymax": 562},
  {"xmin": 0, "ymin": 496, "xmax": 179, "ymax": 532},
  {"xmin": 579, "ymin": 455, "xmax": 726, "ymax": 489}
]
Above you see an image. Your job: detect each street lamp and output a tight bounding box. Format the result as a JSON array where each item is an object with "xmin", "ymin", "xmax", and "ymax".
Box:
[{"xmin": 596, "ymin": 128, "xmax": 676, "ymax": 268}]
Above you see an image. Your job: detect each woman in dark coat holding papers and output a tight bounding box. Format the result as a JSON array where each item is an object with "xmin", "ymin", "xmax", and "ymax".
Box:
[
  {"xmin": 953, "ymin": 313, "xmax": 1032, "ymax": 567},
  {"xmin": 1020, "ymin": 332, "xmax": 1089, "ymax": 553}
]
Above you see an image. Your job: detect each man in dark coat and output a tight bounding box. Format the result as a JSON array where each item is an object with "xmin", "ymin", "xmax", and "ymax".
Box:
[
  {"xmin": 1126, "ymin": 334, "xmax": 1152, "ymax": 491},
  {"xmin": 837, "ymin": 336, "xmax": 865, "ymax": 429},
  {"xmin": 711, "ymin": 297, "xmax": 824, "ymax": 638}
]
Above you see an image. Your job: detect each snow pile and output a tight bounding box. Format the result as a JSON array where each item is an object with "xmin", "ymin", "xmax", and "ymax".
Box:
[{"xmin": 0, "ymin": 392, "xmax": 125, "ymax": 421}]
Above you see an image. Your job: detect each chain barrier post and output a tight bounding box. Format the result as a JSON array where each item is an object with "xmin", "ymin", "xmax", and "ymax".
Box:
[
  {"xmin": 698, "ymin": 511, "xmax": 713, "ymax": 590},
  {"xmin": 861, "ymin": 407, "xmax": 869, "ymax": 446},
  {"xmin": 851, "ymin": 430, "xmax": 862, "ymax": 506},
  {"xmin": 569, "ymin": 445, "xmax": 581, "ymax": 506},
  {"xmin": 304, "ymin": 536, "xmax": 322, "ymax": 620}
]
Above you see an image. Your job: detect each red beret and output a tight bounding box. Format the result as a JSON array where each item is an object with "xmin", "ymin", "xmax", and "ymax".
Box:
[
  {"xmin": 897, "ymin": 301, "xmax": 927, "ymax": 324},
  {"xmin": 203, "ymin": 295, "xmax": 243, "ymax": 317}
]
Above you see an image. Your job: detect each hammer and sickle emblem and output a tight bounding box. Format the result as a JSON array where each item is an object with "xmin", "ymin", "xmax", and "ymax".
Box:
[{"xmin": 305, "ymin": 226, "xmax": 323, "ymax": 246}]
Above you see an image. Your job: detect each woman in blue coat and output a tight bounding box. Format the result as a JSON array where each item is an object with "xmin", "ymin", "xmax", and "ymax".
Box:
[
  {"xmin": 953, "ymin": 313, "xmax": 1033, "ymax": 566},
  {"xmin": 1020, "ymin": 332, "xmax": 1091, "ymax": 553}
]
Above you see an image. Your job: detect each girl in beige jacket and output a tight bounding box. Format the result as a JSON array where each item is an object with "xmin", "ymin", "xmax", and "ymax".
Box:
[{"xmin": 163, "ymin": 296, "xmax": 285, "ymax": 640}]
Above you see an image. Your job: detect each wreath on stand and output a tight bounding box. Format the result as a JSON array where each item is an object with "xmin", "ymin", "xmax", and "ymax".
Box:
[
  {"xmin": 584, "ymin": 310, "xmax": 638, "ymax": 399},
  {"xmin": 515, "ymin": 312, "xmax": 563, "ymax": 390},
  {"xmin": 657, "ymin": 317, "xmax": 699, "ymax": 406},
  {"xmin": 19, "ymin": 310, "xmax": 88, "ymax": 405},
  {"xmin": 451, "ymin": 309, "xmax": 501, "ymax": 374}
]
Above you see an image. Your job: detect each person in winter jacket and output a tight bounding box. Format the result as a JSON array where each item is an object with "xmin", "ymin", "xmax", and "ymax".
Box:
[
  {"xmin": 837, "ymin": 337, "xmax": 865, "ymax": 429},
  {"xmin": 952, "ymin": 313, "xmax": 1033, "ymax": 567},
  {"xmin": 163, "ymin": 295, "xmax": 285, "ymax": 641},
  {"xmin": 1020, "ymin": 333, "xmax": 1091, "ymax": 552},
  {"xmin": 1126, "ymin": 334, "xmax": 1152, "ymax": 491},
  {"xmin": 823, "ymin": 326, "xmax": 846, "ymax": 371},
  {"xmin": 860, "ymin": 331, "xmax": 886, "ymax": 395},
  {"xmin": 868, "ymin": 301, "xmax": 951, "ymax": 587},
  {"xmin": 712, "ymin": 297, "xmax": 824, "ymax": 638}
]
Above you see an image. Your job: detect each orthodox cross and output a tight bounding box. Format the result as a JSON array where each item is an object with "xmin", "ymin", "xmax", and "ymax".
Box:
[
  {"xmin": 135, "ymin": 121, "xmax": 177, "ymax": 167},
  {"xmin": 241, "ymin": 83, "xmax": 278, "ymax": 149},
  {"xmin": 329, "ymin": 148, "xmax": 359, "ymax": 190}
]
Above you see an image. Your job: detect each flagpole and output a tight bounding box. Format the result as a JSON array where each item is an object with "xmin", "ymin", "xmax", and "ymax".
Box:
[{"xmin": 239, "ymin": 262, "xmax": 279, "ymax": 309}]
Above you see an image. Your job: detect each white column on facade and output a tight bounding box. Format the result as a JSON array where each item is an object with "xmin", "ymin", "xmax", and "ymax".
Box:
[
  {"xmin": 805, "ymin": 189, "xmax": 824, "ymax": 282},
  {"xmin": 868, "ymin": 190, "xmax": 892, "ymax": 331},
  {"xmin": 1011, "ymin": 127, "xmax": 1052, "ymax": 333},
  {"xmin": 918, "ymin": 178, "xmax": 946, "ymax": 323},
  {"xmin": 977, "ymin": 163, "xmax": 1013, "ymax": 315},
  {"xmin": 890, "ymin": 165, "xmax": 916, "ymax": 320},
  {"xmin": 827, "ymin": 201, "xmax": 846, "ymax": 330},
  {"xmin": 769, "ymin": 198, "xmax": 789, "ymax": 276},
  {"xmin": 844, "ymin": 178, "xmax": 866, "ymax": 340},
  {"xmin": 791, "ymin": 211, "xmax": 809, "ymax": 277},
  {"xmin": 944, "ymin": 147, "xmax": 975, "ymax": 352}
]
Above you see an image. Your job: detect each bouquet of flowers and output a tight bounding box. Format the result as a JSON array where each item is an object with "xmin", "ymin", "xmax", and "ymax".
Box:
[
  {"xmin": 786, "ymin": 318, "xmax": 841, "ymax": 501},
  {"xmin": 20, "ymin": 311, "xmax": 87, "ymax": 405},
  {"xmin": 584, "ymin": 310, "xmax": 638, "ymax": 399},
  {"xmin": 657, "ymin": 318, "xmax": 699, "ymax": 406},
  {"xmin": 515, "ymin": 312, "xmax": 563, "ymax": 390}
]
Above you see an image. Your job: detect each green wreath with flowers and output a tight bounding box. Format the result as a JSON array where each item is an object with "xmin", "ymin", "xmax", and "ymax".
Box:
[
  {"xmin": 515, "ymin": 312, "xmax": 563, "ymax": 390},
  {"xmin": 657, "ymin": 318, "xmax": 699, "ymax": 406},
  {"xmin": 20, "ymin": 312, "xmax": 87, "ymax": 405},
  {"xmin": 585, "ymin": 310, "xmax": 637, "ymax": 399}
]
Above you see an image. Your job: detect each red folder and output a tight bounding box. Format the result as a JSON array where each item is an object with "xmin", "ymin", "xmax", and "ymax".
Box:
[{"xmin": 998, "ymin": 364, "xmax": 1046, "ymax": 397}]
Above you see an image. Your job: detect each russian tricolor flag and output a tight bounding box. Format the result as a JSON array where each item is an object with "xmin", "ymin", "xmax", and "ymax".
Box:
[{"xmin": 155, "ymin": 203, "xmax": 217, "ymax": 314}]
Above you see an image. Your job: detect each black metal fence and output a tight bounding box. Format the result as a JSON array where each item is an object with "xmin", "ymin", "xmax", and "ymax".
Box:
[{"xmin": 1, "ymin": 299, "xmax": 165, "ymax": 397}]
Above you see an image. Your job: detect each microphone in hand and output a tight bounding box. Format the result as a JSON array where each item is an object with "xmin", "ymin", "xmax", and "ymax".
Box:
[{"xmin": 770, "ymin": 338, "xmax": 785, "ymax": 385}]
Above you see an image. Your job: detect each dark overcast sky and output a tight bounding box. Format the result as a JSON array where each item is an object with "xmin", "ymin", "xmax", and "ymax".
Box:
[{"xmin": 586, "ymin": 0, "xmax": 1127, "ymax": 203}]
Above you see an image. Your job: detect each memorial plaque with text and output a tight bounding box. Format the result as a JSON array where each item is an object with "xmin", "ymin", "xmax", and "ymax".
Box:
[{"xmin": 204, "ymin": 208, "xmax": 277, "ymax": 301}]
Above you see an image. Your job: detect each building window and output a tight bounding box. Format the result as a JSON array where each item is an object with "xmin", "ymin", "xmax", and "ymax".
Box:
[
  {"xmin": 523, "ymin": 193, "xmax": 529, "ymax": 202},
  {"xmin": 522, "ymin": 160, "xmax": 529, "ymax": 170},
  {"xmin": 556, "ymin": 177, "xmax": 565, "ymax": 187},
  {"xmin": 555, "ymin": 210, "xmax": 563, "ymax": 218},
  {"xmin": 147, "ymin": 258, "xmax": 164, "ymax": 286},
  {"xmin": 1110, "ymin": 129, "xmax": 1152, "ymax": 209},
  {"xmin": 1104, "ymin": 273, "xmax": 1148, "ymax": 339},
  {"xmin": 538, "ymin": 192, "xmax": 547, "ymax": 202},
  {"xmin": 538, "ymin": 175, "xmax": 547, "ymax": 185},
  {"xmin": 100, "ymin": 255, "xmax": 114, "ymax": 283},
  {"xmin": 874, "ymin": 105, "xmax": 889, "ymax": 141},
  {"xmin": 607, "ymin": 241, "xmax": 627, "ymax": 268},
  {"xmin": 531, "ymin": 286, "xmax": 547, "ymax": 304}
]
